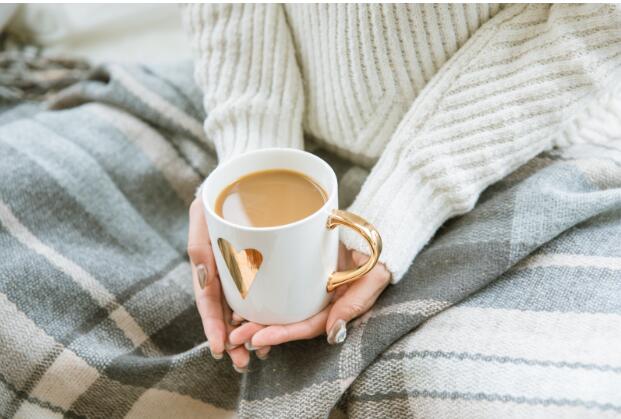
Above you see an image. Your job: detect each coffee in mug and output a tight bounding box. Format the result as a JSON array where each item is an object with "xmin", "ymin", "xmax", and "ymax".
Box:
[
  {"xmin": 201, "ymin": 148, "xmax": 381, "ymax": 324},
  {"xmin": 215, "ymin": 169, "xmax": 328, "ymax": 228}
]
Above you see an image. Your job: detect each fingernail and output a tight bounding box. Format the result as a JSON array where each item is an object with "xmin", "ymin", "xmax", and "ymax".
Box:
[
  {"xmin": 197, "ymin": 264, "xmax": 208, "ymax": 289},
  {"xmin": 233, "ymin": 364, "xmax": 249, "ymax": 374},
  {"xmin": 256, "ymin": 348, "xmax": 270, "ymax": 360},
  {"xmin": 244, "ymin": 341, "xmax": 259, "ymax": 351},
  {"xmin": 327, "ymin": 319, "xmax": 347, "ymax": 345},
  {"xmin": 209, "ymin": 347, "xmax": 223, "ymax": 360},
  {"xmin": 225, "ymin": 342, "xmax": 239, "ymax": 351}
]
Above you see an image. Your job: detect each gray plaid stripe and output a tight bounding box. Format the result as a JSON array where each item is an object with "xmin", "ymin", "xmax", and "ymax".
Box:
[
  {"xmin": 0, "ymin": 199, "xmax": 149, "ymax": 347},
  {"xmin": 464, "ymin": 264, "xmax": 621, "ymax": 314},
  {"xmin": 1, "ymin": 378, "xmax": 74, "ymax": 419},
  {"xmin": 108, "ymin": 65, "xmax": 206, "ymax": 143},
  {"xmin": 33, "ymin": 107, "xmax": 193, "ymax": 253},
  {"xmin": 86, "ymin": 104, "xmax": 201, "ymax": 205},
  {"xmin": 71, "ymin": 376, "xmax": 146, "ymax": 419},
  {"xmin": 0, "ymin": 120, "xmax": 179, "ymax": 272},
  {"xmin": 0, "ymin": 293, "xmax": 63, "ymax": 417},
  {"xmin": 347, "ymin": 397, "xmax": 618, "ymax": 419},
  {"xmin": 350, "ymin": 390, "xmax": 621, "ymax": 413},
  {"xmin": 118, "ymin": 62, "xmax": 206, "ymax": 125},
  {"xmin": 0, "ymin": 226, "xmax": 102, "ymax": 345},
  {"xmin": 381, "ymin": 350, "xmax": 621, "ymax": 373}
]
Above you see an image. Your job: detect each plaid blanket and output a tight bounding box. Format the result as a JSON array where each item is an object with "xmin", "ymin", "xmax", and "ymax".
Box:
[{"xmin": 1, "ymin": 64, "xmax": 620, "ymax": 419}]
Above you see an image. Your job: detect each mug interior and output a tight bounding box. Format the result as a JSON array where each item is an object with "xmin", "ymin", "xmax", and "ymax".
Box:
[{"xmin": 202, "ymin": 148, "xmax": 338, "ymax": 230}]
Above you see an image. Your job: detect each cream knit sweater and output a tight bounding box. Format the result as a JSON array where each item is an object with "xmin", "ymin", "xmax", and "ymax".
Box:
[{"xmin": 184, "ymin": 4, "xmax": 621, "ymax": 282}]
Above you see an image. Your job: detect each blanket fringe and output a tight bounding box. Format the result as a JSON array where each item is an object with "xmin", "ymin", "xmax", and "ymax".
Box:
[{"xmin": 0, "ymin": 33, "xmax": 91, "ymax": 102}]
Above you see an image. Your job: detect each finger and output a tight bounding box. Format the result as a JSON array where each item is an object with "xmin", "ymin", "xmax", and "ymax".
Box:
[
  {"xmin": 221, "ymin": 296, "xmax": 239, "ymax": 350},
  {"xmin": 337, "ymin": 242, "xmax": 352, "ymax": 271},
  {"xmin": 229, "ymin": 322, "xmax": 266, "ymax": 347},
  {"xmin": 251, "ymin": 305, "xmax": 330, "ymax": 347},
  {"xmin": 193, "ymin": 265, "xmax": 226, "ymax": 358},
  {"xmin": 222, "ymin": 302, "xmax": 251, "ymax": 372},
  {"xmin": 187, "ymin": 199, "xmax": 218, "ymax": 287},
  {"xmin": 255, "ymin": 346, "xmax": 271, "ymax": 360},
  {"xmin": 227, "ymin": 344, "xmax": 251, "ymax": 373},
  {"xmin": 326, "ymin": 252, "xmax": 391, "ymax": 345},
  {"xmin": 188, "ymin": 199, "xmax": 225, "ymax": 357},
  {"xmin": 332, "ymin": 282, "xmax": 349, "ymax": 301}
]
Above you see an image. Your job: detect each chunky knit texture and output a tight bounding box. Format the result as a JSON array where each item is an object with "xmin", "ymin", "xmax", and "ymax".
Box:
[{"xmin": 184, "ymin": 4, "xmax": 621, "ymax": 281}]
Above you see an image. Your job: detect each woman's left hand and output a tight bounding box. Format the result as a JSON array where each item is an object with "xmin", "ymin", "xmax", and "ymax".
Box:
[{"xmin": 228, "ymin": 249, "xmax": 391, "ymax": 355}]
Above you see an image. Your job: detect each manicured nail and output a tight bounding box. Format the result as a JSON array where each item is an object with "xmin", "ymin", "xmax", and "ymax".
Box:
[
  {"xmin": 196, "ymin": 264, "xmax": 208, "ymax": 289},
  {"xmin": 209, "ymin": 347, "xmax": 223, "ymax": 360},
  {"xmin": 233, "ymin": 364, "xmax": 249, "ymax": 374},
  {"xmin": 230, "ymin": 318, "xmax": 243, "ymax": 326},
  {"xmin": 225, "ymin": 342, "xmax": 240, "ymax": 351},
  {"xmin": 256, "ymin": 348, "xmax": 270, "ymax": 360},
  {"xmin": 244, "ymin": 341, "xmax": 259, "ymax": 351},
  {"xmin": 327, "ymin": 319, "xmax": 347, "ymax": 345}
]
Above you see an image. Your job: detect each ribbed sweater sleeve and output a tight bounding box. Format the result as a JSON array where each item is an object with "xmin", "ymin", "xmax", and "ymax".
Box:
[
  {"xmin": 343, "ymin": 4, "xmax": 621, "ymax": 282},
  {"xmin": 182, "ymin": 4, "xmax": 304, "ymax": 161}
]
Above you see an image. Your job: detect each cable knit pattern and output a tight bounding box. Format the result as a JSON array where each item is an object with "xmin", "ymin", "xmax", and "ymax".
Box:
[{"xmin": 184, "ymin": 4, "xmax": 621, "ymax": 282}]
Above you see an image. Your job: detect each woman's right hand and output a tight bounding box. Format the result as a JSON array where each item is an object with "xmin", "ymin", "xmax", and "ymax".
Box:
[{"xmin": 187, "ymin": 198, "xmax": 270, "ymax": 372}]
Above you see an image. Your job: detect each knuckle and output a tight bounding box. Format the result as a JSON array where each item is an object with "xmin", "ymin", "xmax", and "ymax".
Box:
[
  {"xmin": 186, "ymin": 245, "xmax": 198, "ymax": 261},
  {"xmin": 187, "ymin": 243, "xmax": 211, "ymax": 261},
  {"xmin": 189, "ymin": 198, "xmax": 201, "ymax": 216},
  {"xmin": 279, "ymin": 327, "xmax": 291, "ymax": 342},
  {"xmin": 186, "ymin": 243, "xmax": 196, "ymax": 258},
  {"xmin": 372, "ymin": 271, "xmax": 391, "ymax": 287},
  {"xmin": 195, "ymin": 291, "xmax": 208, "ymax": 305},
  {"xmin": 195, "ymin": 297, "xmax": 209, "ymax": 313},
  {"xmin": 299, "ymin": 323, "xmax": 313, "ymax": 338},
  {"xmin": 346, "ymin": 300, "xmax": 367, "ymax": 318}
]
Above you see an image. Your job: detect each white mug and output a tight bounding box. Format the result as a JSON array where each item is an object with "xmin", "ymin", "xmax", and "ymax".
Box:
[{"xmin": 201, "ymin": 148, "xmax": 381, "ymax": 325}]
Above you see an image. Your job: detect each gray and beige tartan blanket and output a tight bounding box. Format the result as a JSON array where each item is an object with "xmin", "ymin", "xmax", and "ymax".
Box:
[{"xmin": 1, "ymin": 63, "xmax": 621, "ymax": 419}]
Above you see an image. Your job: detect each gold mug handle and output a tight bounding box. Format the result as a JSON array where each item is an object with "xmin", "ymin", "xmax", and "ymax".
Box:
[{"xmin": 326, "ymin": 209, "xmax": 382, "ymax": 292}]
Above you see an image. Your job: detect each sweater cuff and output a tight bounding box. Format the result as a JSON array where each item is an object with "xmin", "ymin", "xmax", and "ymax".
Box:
[
  {"xmin": 341, "ymin": 152, "xmax": 455, "ymax": 283},
  {"xmin": 206, "ymin": 111, "xmax": 304, "ymax": 162}
]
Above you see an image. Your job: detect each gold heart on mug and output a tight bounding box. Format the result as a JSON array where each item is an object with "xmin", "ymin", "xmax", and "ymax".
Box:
[{"xmin": 217, "ymin": 238, "xmax": 263, "ymax": 299}]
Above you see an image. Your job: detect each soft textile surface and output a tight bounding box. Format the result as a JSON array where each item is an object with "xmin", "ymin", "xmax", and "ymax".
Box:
[
  {"xmin": 0, "ymin": 65, "xmax": 620, "ymax": 418},
  {"xmin": 184, "ymin": 4, "xmax": 621, "ymax": 283},
  {"xmin": 7, "ymin": 5, "xmax": 191, "ymax": 65}
]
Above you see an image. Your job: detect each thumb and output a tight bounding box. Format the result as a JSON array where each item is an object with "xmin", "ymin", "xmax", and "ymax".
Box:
[{"xmin": 325, "ymin": 252, "xmax": 389, "ymax": 345}]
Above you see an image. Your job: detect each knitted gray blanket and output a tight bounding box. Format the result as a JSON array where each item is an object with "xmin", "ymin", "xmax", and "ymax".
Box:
[{"xmin": 1, "ymin": 64, "xmax": 620, "ymax": 419}]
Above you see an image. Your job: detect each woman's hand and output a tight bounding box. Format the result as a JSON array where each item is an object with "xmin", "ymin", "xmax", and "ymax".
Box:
[
  {"xmin": 227, "ymin": 249, "xmax": 391, "ymax": 350},
  {"xmin": 189, "ymin": 196, "xmax": 391, "ymax": 367},
  {"xmin": 187, "ymin": 198, "xmax": 260, "ymax": 372}
]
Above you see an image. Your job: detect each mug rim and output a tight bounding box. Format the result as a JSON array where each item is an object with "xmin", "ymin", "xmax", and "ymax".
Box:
[{"xmin": 201, "ymin": 148, "xmax": 338, "ymax": 232}]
